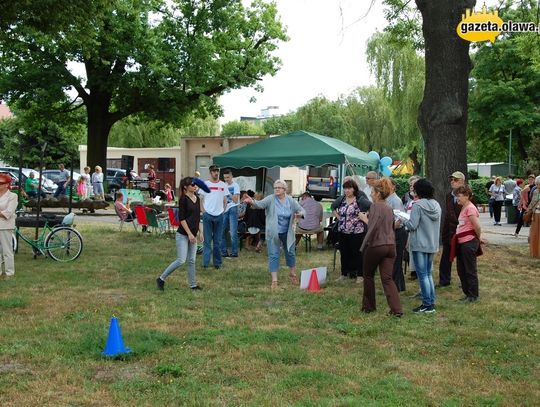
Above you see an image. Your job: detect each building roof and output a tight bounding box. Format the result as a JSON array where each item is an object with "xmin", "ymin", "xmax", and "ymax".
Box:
[
  {"xmin": 0, "ymin": 103, "xmax": 13, "ymax": 120},
  {"xmin": 467, "ymin": 162, "xmax": 505, "ymax": 166}
]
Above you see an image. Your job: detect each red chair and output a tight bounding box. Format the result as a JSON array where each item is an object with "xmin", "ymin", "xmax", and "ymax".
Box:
[
  {"xmin": 134, "ymin": 205, "xmax": 150, "ymax": 232},
  {"xmin": 167, "ymin": 207, "xmax": 181, "ymax": 228}
]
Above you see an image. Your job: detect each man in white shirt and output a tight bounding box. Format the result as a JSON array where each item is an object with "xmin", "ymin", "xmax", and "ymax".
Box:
[
  {"xmin": 363, "ymin": 171, "xmax": 378, "ymax": 202},
  {"xmin": 220, "ymin": 169, "xmax": 240, "ymax": 258},
  {"xmin": 199, "ymin": 165, "xmax": 229, "ymax": 269},
  {"xmin": 504, "ymin": 174, "xmax": 517, "ymax": 196}
]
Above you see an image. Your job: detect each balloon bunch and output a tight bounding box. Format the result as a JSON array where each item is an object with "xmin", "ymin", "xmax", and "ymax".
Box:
[{"xmin": 368, "ymin": 151, "xmax": 393, "ymax": 177}]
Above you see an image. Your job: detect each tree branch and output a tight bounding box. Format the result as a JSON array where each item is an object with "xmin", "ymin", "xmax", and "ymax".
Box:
[
  {"xmin": 60, "ymin": 97, "xmax": 85, "ymax": 114},
  {"xmin": 60, "ymin": 65, "xmax": 89, "ymax": 103},
  {"xmin": 388, "ymin": 0, "xmax": 415, "ymax": 21},
  {"xmin": 341, "ymin": 0, "xmax": 378, "ymax": 31},
  {"xmin": 110, "ymin": 57, "xmax": 127, "ymax": 78}
]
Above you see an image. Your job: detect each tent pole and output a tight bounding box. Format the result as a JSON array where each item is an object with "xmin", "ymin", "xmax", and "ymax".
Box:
[{"xmin": 262, "ymin": 168, "xmax": 266, "ymax": 195}]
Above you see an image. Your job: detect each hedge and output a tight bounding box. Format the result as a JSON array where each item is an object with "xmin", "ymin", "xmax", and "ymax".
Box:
[{"xmin": 390, "ymin": 176, "xmax": 490, "ymax": 205}]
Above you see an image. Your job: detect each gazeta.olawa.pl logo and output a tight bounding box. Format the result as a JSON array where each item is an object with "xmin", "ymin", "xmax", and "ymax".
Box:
[{"xmin": 457, "ymin": 4, "xmax": 539, "ymax": 43}]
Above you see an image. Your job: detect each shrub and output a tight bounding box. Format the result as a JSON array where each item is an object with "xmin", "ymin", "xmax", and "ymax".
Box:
[{"xmin": 469, "ymin": 178, "xmax": 489, "ymax": 204}]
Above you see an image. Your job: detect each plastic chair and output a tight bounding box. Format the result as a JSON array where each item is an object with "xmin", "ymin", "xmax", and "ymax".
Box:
[
  {"xmin": 167, "ymin": 207, "xmax": 181, "ymax": 228},
  {"xmin": 146, "ymin": 209, "xmax": 167, "ymax": 234},
  {"xmin": 119, "ymin": 188, "xmax": 145, "ymax": 205},
  {"xmin": 114, "ymin": 204, "xmax": 138, "ymax": 231},
  {"xmin": 134, "ymin": 205, "xmax": 150, "ymax": 232}
]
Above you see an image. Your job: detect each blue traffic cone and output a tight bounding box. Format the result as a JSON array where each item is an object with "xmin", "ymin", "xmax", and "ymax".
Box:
[{"xmin": 102, "ymin": 316, "xmax": 132, "ymax": 357}]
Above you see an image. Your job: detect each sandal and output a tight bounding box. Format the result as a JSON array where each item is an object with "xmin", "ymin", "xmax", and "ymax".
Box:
[
  {"xmin": 271, "ymin": 281, "xmax": 278, "ymax": 290},
  {"xmin": 289, "ymin": 272, "xmax": 299, "ymax": 285}
]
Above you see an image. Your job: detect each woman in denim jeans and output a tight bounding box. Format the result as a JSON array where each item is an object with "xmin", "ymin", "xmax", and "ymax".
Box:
[
  {"xmin": 157, "ymin": 177, "xmax": 202, "ymax": 291},
  {"xmin": 402, "ymin": 178, "xmax": 441, "ymax": 314},
  {"xmin": 243, "ymin": 180, "xmax": 305, "ymax": 289}
]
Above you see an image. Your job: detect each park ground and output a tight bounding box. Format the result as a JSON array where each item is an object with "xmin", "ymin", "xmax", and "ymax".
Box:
[{"xmin": 0, "ymin": 210, "xmax": 538, "ymax": 406}]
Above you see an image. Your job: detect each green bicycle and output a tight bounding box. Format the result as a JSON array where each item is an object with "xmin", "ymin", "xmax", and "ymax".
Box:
[{"xmin": 13, "ymin": 211, "xmax": 83, "ymax": 262}]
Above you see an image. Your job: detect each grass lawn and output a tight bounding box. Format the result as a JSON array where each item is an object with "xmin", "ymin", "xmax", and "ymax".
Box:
[{"xmin": 1, "ymin": 224, "xmax": 539, "ymax": 406}]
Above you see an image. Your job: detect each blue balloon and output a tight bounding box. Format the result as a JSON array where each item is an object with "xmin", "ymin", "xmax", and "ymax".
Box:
[
  {"xmin": 382, "ymin": 167, "xmax": 392, "ymax": 177},
  {"xmin": 380, "ymin": 156, "xmax": 392, "ymax": 167},
  {"xmin": 368, "ymin": 151, "xmax": 380, "ymax": 160}
]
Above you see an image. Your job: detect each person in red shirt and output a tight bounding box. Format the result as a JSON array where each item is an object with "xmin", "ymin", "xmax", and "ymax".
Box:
[{"xmin": 453, "ymin": 185, "xmax": 484, "ymax": 303}]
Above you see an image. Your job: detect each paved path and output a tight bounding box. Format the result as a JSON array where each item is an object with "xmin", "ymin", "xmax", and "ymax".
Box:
[{"xmin": 478, "ymin": 211, "xmax": 529, "ymax": 246}]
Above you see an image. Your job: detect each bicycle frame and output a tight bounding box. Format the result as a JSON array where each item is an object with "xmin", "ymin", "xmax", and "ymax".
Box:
[
  {"xmin": 14, "ymin": 212, "xmax": 83, "ymax": 262},
  {"xmin": 15, "ymin": 223, "xmax": 52, "ymax": 254}
]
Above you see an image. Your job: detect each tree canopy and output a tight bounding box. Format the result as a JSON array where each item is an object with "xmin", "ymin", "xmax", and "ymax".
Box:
[
  {"xmin": 0, "ymin": 113, "xmax": 86, "ymax": 169},
  {"xmin": 221, "ymin": 120, "xmax": 265, "ymax": 137},
  {"xmin": 0, "ymin": 0, "xmax": 288, "ymax": 169},
  {"xmin": 468, "ymin": 0, "xmax": 540, "ymax": 171}
]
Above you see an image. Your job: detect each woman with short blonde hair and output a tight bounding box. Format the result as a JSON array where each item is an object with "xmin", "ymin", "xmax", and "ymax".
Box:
[
  {"xmin": 489, "ymin": 176, "xmax": 505, "ymax": 226},
  {"xmin": 92, "ymin": 165, "xmax": 104, "ymax": 200},
  {"xmin": 244, "ymin": 180, "xmax": 305, "ymax": 289}
]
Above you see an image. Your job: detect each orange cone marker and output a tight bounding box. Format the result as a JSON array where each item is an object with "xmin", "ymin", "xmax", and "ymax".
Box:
[{"xmin": 307, "ymin": 269, "xmax": 321, "ymax": 292}]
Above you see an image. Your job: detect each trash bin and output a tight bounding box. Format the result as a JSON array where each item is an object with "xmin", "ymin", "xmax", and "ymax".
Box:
[{"xmin": 504, "ymin": 199, "xmax": 517, "ymax": 224}]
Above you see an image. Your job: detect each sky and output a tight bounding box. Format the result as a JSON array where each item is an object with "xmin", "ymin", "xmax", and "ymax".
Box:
[
  {"xmin": 219, "ymin": 0, "xmax": 502, "ymax": 124},
  {"xmin": 219, "ymin": 0, "xmax": 388, "ymax": 123}
]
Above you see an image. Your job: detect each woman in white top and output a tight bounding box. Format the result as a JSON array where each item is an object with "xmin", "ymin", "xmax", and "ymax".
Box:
[
  {"xmin": 489, "ymin": 177, "xmax": 505, "ymax": 226},
  {"xmin": 91, "ymin": 165, "xmax": 104, "ymax": 200},
  {"xmin": 0, "ymin": 173, "xmax": 18, "ymax": 276}
]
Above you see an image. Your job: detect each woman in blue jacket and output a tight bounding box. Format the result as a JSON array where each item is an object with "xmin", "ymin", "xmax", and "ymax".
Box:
[
  {"xmin": 402, "ymin": 178, "xmax": 441, "ymax": 314},
  {"xmin": 244, "ymin": 180, "xmax": 305, "ymax": 289}
]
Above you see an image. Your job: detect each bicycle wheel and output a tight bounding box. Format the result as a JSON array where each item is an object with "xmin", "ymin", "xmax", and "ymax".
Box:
[
  {"xmin": 44, "ymin": 227, "xmax": 83, "ymax": 262},
  {"xmin": 12, "ymin": 233, "xmax": 17, "ymax": 252}
]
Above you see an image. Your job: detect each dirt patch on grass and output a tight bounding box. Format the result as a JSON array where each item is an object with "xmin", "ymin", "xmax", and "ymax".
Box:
[
  {"xmin": 94, "ymin": 364, "xmax": 150, "ymax": 381},
  {"xmin": 94, "ymin": 289, "xmax": 129, "ymax": 302},
  {"xmin": 0, "ymin": 361, "xmax": 32, "ymax": 375}
]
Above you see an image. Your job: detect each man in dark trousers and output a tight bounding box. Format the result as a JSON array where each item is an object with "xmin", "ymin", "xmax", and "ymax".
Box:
[{"xmin": 438, "ymin": 171, "xmax": 466, "ymax": 288}]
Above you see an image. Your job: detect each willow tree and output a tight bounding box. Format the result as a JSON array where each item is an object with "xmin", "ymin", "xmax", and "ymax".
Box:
[
  {"xmin": 0, "ymin": 0, "xmax": 287, "ymax": 169},
  {"xmin": 341, "ymin": 86, "xmax": 393, "ymax": 153},
  {"xmin": 366, "ymin": 31, "xmax": 425, "ymax": 173}
]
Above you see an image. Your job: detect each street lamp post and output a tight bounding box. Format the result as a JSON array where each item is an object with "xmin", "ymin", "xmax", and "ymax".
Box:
[
  {"xmin": 508, "ymin": 128, "xmax": 512, "ymax": 175},
  {"xmin": 17, "ymin": 129, "xmax": 25, "ymax": 207}
]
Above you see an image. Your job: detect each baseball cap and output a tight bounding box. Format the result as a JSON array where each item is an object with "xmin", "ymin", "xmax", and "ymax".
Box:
[
  {"xmin": 209, "ymin": 164, "xmax": 219, "ymax": 172},
  {"xmin": 449, "ymin": 171, "xmax": 465, "ymax": 180}
]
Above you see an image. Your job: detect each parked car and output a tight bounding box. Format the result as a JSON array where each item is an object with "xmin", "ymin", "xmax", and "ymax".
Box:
[
  {"xmin": 0, "ymin": 167, "xmax": 57, "ymax": 195},
  {"xmin": 306, "ymin": 165, "xmax": 341, "ymax": 201},
  {"xmin": 106, "ymin": 168, "xmax": 142, "ymax": 193},
  {"xmin": 42, "ymin": 169, "xmax": 81, "ymax": 188}
]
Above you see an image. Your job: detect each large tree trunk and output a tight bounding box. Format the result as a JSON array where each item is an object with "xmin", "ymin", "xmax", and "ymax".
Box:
[
  {"xmin": 409, "ymin": 146, "xmax": 422, "ymax": 175},
  {"xmin": 86, "ymin": 97, "xmax": 113, "ymax": 171},
  {"xmin": 416, "ymin": 0, "xmax": 475, "ymax": 205}
]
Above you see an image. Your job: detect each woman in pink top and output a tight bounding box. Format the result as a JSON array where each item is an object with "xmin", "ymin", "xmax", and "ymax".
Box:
[
  {"xmin": 454, "ymin": 185, "xmax": 483, "ymax": 302},
  {"xmin": 114, "ymin": 192, "xmax": 135, "ymax": 222}
]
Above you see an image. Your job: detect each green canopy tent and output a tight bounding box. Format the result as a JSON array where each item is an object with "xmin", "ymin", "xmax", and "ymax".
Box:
[{"xmin": 213, "ymin": 130, "xmax": 378, "ymax": 171}]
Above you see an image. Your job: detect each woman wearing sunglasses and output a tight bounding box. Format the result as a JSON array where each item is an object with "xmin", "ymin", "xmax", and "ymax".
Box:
[
  {"xmin": 157, "ymin": 177, "xmax": 203, "ymax": 291},
  {"xmin": 0, "ymin": 173, "xmax": 18, "ymax": 277}
]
